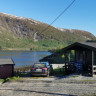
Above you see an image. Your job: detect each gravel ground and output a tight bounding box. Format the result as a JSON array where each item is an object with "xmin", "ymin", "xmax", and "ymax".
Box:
[{"xmin": 0, "ymin": 74, "xmax": 96, "ymax": 96}]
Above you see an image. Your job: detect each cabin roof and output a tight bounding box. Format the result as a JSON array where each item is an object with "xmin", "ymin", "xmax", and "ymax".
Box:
[
  {"xmin": 63, "ymin": 42, "xmax": 96, "ymax": 51},
  {"xmin": 0, "ymin": 59, "xmax": 15, "ymax": 65}
]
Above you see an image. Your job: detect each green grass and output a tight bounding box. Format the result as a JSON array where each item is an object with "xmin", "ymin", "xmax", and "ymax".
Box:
[
  {"xmin": 14, "ymin": 72, "xmax": 30, "ymax": 77},
  {"xmin": 0, "ymin": 76, "xmax": 20, "ymax": 83},
  {"xmin": 0, "ymin": 27, "xmax": 68, "ymax": 50},
  {"xmin": 5, "ymin": 76, "xmax": 20, "ymax": 81},
  {"xmin": 82, "ymin": 94, "xmax": 96, "ymax": 96},
  {"xmin": 69, "ymin": 75, "xmax": 80, "ymax": 78},
  {"xmin": 0, "ymin": 79, "xmax": 4, "ymax": 83},
  {"xmin": 80, "ymin": 80, "xmax": 96, "ymax": 82},
  {"xmin": 0, "ymin": 27, "xmax": 68, "ymax": 51},
  {"xmin": 0, "ymin": 36, "xmax": 68, "ymax": 51},
  {"xmin": 53, "ymin": 67, "xmax": 65, "ymax": 76},
  {"xmin": 0, "ymin": 14, "xmax": 96, "ymax": 51}
]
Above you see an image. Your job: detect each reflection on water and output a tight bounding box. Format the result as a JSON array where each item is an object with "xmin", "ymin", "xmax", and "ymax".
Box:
[{"xmin": 0, "ymin": 51, "xmax": 51, "ymax": 68}]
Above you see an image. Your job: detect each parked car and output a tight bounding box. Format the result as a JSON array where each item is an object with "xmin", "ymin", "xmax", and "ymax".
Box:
[{"xmin": 30, "ymin": 62, "xmax": 53, "ymax": 77}]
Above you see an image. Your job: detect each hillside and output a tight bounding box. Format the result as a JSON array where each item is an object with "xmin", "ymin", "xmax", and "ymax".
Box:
[{"xmin": 0, "ymin": 12, "xmax": 95, "ymax": 50}]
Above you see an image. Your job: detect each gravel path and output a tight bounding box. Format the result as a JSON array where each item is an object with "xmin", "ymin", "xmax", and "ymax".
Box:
[{"xmin": 0, "ymin": 75, "xmax": 96, "ymax": 96}]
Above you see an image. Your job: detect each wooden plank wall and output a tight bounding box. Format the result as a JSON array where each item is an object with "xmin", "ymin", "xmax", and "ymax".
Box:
[
  {"xmin": 86, "ymin": 50, "xmax": 92, "ymax": 76},
  {"xmin": 94, "ymin": 51, "xmax": 96, "ymax": 65},
  {"xmin": 93, "ymin": 51, "xmax": 96, "ymax": 75}
]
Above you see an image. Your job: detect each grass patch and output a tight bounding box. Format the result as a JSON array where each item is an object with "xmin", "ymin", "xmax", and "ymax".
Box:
[
  {"xmin": 30, "ymin": 77, "xmax": 47, "ymax": 79},
  {"xmin": 69, "ymin": 75, "xmax": 80, "ymax": 78},
  {"xmin": 5, "ymin": 76, "xmax": 20, "ymax": 81},
  {"xmin": 80, "ymin": 80, "xmax": 96, "ymax": 82},
  {"xmin": 14, "ymin": 72, "xmax": 30, "ymax": 77},
  {"xmin": 0, "ymin": 79, "xmax": 4, "ymax": 83},
  {"xmin": 82, "ymin": 94, "xmax": 96, "ymax": 96},
  {"xmin": 53, "ymin": 67, "xmax": 65, "ymax": 76},
  {"xmin": 14, "ymin": 66, "xmax": 31, "ymax": 77},
  {"xmin": 0, "ymin": 76, "xmax": 20, "ymax": 83}
]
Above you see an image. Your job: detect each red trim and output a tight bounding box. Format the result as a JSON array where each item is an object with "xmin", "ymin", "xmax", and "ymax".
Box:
[{"xmin": 42, "ymin": 68, "xmax": 47, "ymax": 70}]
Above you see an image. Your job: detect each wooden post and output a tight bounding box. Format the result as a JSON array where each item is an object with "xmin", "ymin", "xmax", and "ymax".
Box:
[
  {"xmin": 92, "ymin": 50, "xmax": 94, "ymax": 77},
  {"xmin": 68, "ymin": 50, "xmax": 71, "ymax": 62},
  {"xmin": 68, "ymin": 50, "xmax": 71, "ymax": 72},
  {"xmin": 74, "ymin": 50, "xmax": 76, "ymax": 72},
  {"xmin": 74, "ymin": 50, "xmax": 76, "ymax": 62},
  {"xmin": 64, "ymin": 51, "xmax": 67, "ymax": 75}
]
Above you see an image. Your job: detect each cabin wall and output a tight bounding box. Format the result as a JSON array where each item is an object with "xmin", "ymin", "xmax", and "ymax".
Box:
[
  {"xmin": 0, "ymin": 65, "xmax": 13, "ymax": 79},
  {"xmin": 93, "ymin": 51, "xmax": 96, "ymax": 75},
  {"xmin": 94, "ymin": 51, "xmax": 96, "ymax": 65},
  {"xmin": 85, "ymin": 50, "xmax": 92, "ymax": 63},
  {"xmin": 75, "ymin": 50, "xmax": 83, "ymax": 71},
  {"xmin": 64, "ymin": 43, "xmax": 96, "ymax": 76},
  {"xmin": 84, "ymin": 50, "xmax": 92, "ymax": 76},
  {"xmin": 71, "ymin": 49, "xmax": 93, "ymax": 76}
]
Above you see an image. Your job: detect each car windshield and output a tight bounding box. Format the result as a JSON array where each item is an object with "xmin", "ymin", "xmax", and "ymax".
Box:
[{"xmin": 33, "ymin": 63, "xmax": 46, "ymax": 68}]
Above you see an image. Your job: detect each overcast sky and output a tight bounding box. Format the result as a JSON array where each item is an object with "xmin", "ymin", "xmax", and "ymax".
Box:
[{"xmin": 0, "ymin": 0, "xmax": 96, "ymax": 36}]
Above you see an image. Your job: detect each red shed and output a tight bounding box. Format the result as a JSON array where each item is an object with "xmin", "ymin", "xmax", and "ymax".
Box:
[{"xmin": 0, "ymin": 59, "xmax": 15, "ymax": 79}]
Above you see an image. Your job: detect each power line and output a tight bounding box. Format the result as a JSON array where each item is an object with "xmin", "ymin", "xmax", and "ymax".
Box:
[{"xmin": 41, "ymin": 0, "xmax": 76, "ymax": 33}]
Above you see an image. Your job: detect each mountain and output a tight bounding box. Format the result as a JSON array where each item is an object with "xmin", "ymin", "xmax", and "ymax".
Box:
[{"xmin": 0, "ymin": 12, "xmax": 95, "ymax": 50}]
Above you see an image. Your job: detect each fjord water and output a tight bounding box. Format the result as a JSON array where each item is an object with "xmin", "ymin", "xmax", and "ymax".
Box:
[{"xmin": 0, "ymin": 51, "xmax": 51, "ymax": 68}]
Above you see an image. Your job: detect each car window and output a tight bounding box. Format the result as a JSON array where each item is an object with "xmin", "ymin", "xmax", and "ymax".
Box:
[{"xmin": 33, "ymin": 63, "xmax": 46, "ymax": 68}]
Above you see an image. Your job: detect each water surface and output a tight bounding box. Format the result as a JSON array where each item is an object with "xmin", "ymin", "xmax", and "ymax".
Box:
[{"xmin": 0, "ymin": 51, "xmax": 51, "ymax": 68}]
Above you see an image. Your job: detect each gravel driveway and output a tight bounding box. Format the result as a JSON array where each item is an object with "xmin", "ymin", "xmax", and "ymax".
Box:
[{"xmin": 0, "ymin": 75, "xmax": 96, "ymax": 96}]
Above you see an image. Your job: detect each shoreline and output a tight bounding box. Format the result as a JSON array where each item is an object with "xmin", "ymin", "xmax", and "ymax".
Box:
[
  {"xmin": 2, "ymin": 48, "xmax": 33, "ymax": 51},
  {"xmin": 0, "ymin": 48, "xmax": 50, "ymax": 51}
]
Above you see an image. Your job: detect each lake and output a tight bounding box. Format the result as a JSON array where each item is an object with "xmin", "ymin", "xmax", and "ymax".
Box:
[{"xmin": 0, "ymin": 51, "xmax": 51, "ymax": 68}]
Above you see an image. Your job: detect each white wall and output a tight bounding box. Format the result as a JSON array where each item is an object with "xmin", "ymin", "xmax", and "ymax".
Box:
[{"xmin": 50, "ymin": 64, "xmax": 65, "ymax": 69}]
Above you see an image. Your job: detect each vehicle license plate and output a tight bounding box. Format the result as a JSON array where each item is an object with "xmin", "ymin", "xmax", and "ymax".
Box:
[{"xmin": 36, "ymin": 69, "xmax": 42, "ymax": 72}]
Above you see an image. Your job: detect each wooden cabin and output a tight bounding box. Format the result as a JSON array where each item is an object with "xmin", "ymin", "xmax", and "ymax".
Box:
[
  {"xmin": 63, "ymin": 42, "xmax": 96, "ymax": 76},
  {"xmin": 0, "ymin": 59, "xmax": 15, "ymax": 79}
]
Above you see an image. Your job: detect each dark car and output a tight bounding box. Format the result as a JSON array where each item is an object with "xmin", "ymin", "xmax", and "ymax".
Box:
[{"xmin": 30, "ymin": 62, "xmax": 53, "ymax": 77}]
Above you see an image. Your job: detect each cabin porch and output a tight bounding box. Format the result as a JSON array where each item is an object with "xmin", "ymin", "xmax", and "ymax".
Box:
[{"xmin": 64, "ymin": 44, "xmax": 95, "ymax": 77}]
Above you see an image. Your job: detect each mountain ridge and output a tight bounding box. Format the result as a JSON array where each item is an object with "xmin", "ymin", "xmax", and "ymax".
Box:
[{"xmin": 0, "ymin": 12, "xmax": 95, "ymax": 50}]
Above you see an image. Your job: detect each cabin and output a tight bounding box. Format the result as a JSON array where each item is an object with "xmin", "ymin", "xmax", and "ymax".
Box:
[
  {"xmin": 63, "ymin": 42, "xmax": 96, "ymax": 76},
  {"xmin": 0, "ymin": 59, "xmax": 15, "ymax": 79}
]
